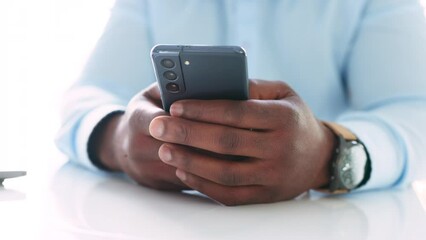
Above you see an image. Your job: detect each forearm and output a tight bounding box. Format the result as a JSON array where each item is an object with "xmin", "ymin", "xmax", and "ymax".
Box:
[{"xmin": 55, "ymin": 0, "xmax": 153, "ymax": 168}]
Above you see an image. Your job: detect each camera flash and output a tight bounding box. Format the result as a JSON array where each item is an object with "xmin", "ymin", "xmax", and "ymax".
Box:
[{"xmin": 184, "ymin": 60, "xmax": 190, "ymax": 65}]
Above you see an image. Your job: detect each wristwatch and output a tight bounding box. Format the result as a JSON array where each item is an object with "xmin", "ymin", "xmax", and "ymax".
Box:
[{"xmin": 321, "ymin": 122, "xmax": 372, "ymax": 194}]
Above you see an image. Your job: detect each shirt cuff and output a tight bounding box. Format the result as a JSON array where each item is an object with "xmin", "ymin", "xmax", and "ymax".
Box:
[
  {"xmin": 338, "ymin": 115, "xmax": 406, "ymax": 191},
  {"xmin": 76, "ymin": 104, "xmax": 126, "ymax": 170}
]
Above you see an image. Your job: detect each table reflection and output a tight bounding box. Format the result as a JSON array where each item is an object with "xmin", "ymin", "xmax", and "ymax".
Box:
[
  {"xmin": 47, "ymin": 162, "xmax": 426, "ymax": 240},
  {"xmin": 0, "ymin": 187, "xmax": 25, "ymax": 201}
]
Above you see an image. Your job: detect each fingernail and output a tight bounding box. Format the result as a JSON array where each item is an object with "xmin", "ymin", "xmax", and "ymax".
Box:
[
  {"xmin": 170, "ymin": 103, "xmax": 183, "ymax": 116},
  {"xmin": 176, "ymin": 169, "xmax": 187, "ymax": 181},
  {"xmin": 159, "ymin": 145, "xmax": 172, "ymax": 162},
  {"xmin": 149, "ymin": 119, "xmax": 165, "ymax": 138}
]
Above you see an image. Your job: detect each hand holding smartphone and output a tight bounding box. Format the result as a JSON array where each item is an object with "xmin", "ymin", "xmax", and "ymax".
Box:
[{"xmin": 151, "ymin": 45, "xmax": 249, "ymax": 111}]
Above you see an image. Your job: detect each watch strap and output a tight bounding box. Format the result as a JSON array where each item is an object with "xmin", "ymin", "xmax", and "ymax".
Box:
[{"xmin": 322, "ymin": 122, "xmax": 357, "ymax": 141}]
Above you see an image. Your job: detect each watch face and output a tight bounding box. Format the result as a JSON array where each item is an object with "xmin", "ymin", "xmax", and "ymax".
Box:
[{"xmin": 337, "ymin": 141, "xmax": 368, "ymax": 189}]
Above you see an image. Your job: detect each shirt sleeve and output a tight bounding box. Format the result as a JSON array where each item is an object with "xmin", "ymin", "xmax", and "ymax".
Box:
[
  {"xmin": 338, "ymin": 0, "xmax": 426, "ymax": 190},
  {"xmin": 55, "ymin": 0, "xmax": 154, "ymax": 170}
]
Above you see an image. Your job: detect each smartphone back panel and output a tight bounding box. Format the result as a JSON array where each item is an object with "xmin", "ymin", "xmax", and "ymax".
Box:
[{"xmin": 151, "ymin": 45, "xmax": 248, "ymax": 111}]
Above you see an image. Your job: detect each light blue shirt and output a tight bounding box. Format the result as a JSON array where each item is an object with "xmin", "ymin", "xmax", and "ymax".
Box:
[{"xmin": 56, "ymin": 0, "xmax": 426, "ymax": 191}]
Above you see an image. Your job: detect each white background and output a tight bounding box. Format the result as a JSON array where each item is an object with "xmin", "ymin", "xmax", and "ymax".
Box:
[{"xmin": 0, "ymin": 0, "xmax": 114, "ymax": 170}]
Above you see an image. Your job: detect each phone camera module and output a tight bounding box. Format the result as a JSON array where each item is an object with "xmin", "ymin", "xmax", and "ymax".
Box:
[
  {"xmin": 166, "ymin": 83, "xmax": 180, "ymax": 93},
  {"xmin": 161, "ymin": 59, "xmax": 175, "ymax": 68},
  {"xmin": 163, "ymin": 71, "xmax": 178, "ymax": 80}
]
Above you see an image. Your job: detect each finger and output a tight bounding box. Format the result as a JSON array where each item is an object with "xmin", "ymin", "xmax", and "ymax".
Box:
[
  {"xmin": 149, "ymin": 116, "xmax": 269, "ymax": 157},
  {"xmin": 128, "ymin": 159, "xmax": 190, "ymax": 191},
  {"xmin": 143, "ymin": 82, "xmax": 163, "ymax": 106},
  {"xmin": 127, "ymin": 90, "xmax": 168, "ymax": 136},
  {"xmin": 170, "ymin": 99, "xmax": 292, "ymax": 130},
  {"xmin": 175, "ymin": 169, "xmax": 269, "ymax": 206},
  {"xmin": 127, "ymin": 134, "xmax": 164, "ymax": 164},
  {"xmin": 249, "ymin": 79, "xmax": 296, "ymax": 100},
  {"xmin": 139, "ymin": 162, "xmax": 190, "ymax": 191},
  {"xmin": 125, "ymin": 136, "xmax": 189, "ymax": 190},
  {"xmin": 158, "ymin": 144, "xmax": 268, "ymax": 186},
  {"xmin": 125, "ymin": 156, "xmax": 190, "ymax": 190}
]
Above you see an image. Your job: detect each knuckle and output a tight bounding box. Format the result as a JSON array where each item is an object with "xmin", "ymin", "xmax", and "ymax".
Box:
[
  {"xmin": 172, "ymin": 121, "xmax": 191, "ymax": 144},
  {"xmin": 128, "ymin": 108, "xmax": 163, "ymax": 133},
  {"xmin": 288, "ymin": 104, "xmax": 303, "ymax": 123},
  {"xmin": 128, "ymin": 109, "xmax": 145, "ymax": 129},
  {"xmin": 217, "ymin": 165, "xmax": 259, "ymax": 186},
  {"xmin": 173, "ymin": 148, "xmax": 192, "ymax": 171},
  {"xmin": 277, "ymin": 102, "xmax": 302, "ymax": 129},
  {"xmin": 275, "ymin": 81, "xmax": 295, "ymax": 97},
  {"xmin": 218, "ymin": 167, "xmax": 241, "ymax": 186},
  {"xmin": 217, "ymin": 131, "xmax": 242, "ymax": 153},
  {"xmin": 259, "ymin": 134, "xmax": 279, "ymax": 158},
  {"xmin": 223, "ymin": 103, "xmax": 245, "ymax": 125},
  {"xmin": 275, "ymin": 80, "xmax": 289, "ymax": 89},
  {"xmin": 184, "ymin": 173, "xmax": 204, "ymax": 192},
  {"xmin": 250, "ymin": 100, "xmax": 282, "ymax": 129},
  {"xmin": 250, "ymin": 134, "xmax": 268, "ymax": 155},
  {"xmin": 184, "ymin": 103, "xmax": 203, "ymax": 119}
]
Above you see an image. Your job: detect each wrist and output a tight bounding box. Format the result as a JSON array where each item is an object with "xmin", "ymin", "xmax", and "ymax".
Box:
[
  {"xmin": 89, "ymin": 112, "xmax": 125, "ymax": 171},
  {"xmin": 312, "ymin": 121, "xmax": 338, "ymax": 189}
]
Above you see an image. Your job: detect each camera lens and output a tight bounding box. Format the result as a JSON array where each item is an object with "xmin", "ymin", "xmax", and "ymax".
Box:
[
  {"xmin": 161, "ymin": 59, "xmax": 175, "ymax": 68},
  {"xmin": 166, "ymin": 83, "xmax": 180, "ymax": 93},
  {"xmin": 163, "ymin": 71, "xmax": 177, "ymax": 80}
]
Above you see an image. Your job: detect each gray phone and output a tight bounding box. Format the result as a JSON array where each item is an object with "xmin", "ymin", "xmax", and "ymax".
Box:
[{"xmin": 151, "ymin": 45, "xmax": 249, "ymax": 112}]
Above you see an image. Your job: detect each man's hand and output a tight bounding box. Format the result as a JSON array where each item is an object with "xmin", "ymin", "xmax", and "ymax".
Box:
[
  {"xmin": 93, "ymin": 83, "xmax": 188, "ymax": 191},
  {"xmin": 149, "ymin": 79, "xmax": 336, "ymax": 205}
]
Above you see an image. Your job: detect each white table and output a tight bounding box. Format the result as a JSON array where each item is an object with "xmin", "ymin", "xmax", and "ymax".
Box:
[{"xmin": 1, "ymin": 158, "xmax": 426, "ymax": 240}]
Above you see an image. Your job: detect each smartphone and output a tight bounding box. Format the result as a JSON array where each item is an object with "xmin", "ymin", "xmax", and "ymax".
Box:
[{"xmin": 151, "ymin": 45, "xmax": 249, "ymax": 111}]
